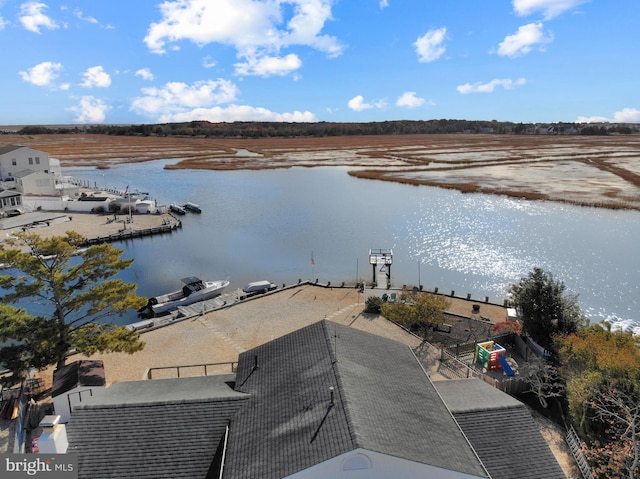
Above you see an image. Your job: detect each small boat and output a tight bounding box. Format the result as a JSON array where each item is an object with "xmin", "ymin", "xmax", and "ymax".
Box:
[
  {"xmin": 169, "ymin": 204, "xmax": 186, "ymax": 215},
  {"xmin": 139, "ymin": 277, "xmax": 229, "ymax": 316},
  {"xmin": 243, "ymin": 280, "xmax": 277, "ymax": 295},
  {"xmin": 184, "ymin": 202, "xmax": 202, "ymax": 213}
]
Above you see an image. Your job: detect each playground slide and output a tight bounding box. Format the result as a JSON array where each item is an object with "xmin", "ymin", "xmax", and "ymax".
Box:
[{"xmin": 498, "ymin": 355, "xmax": 515, "ymax": 376}]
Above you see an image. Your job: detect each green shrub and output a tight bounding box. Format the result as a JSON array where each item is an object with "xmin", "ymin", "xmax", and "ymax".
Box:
[{"xmin": 365, "ymin": 296, "xmax": 383, "ymax": 314}]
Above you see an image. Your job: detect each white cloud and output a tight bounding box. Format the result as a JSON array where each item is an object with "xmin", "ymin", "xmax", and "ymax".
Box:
[
  {"xmin": 614, "ymin": 108, "xmax": 640, "ymax": 123},
  {"xmin": 69, "ymin": 96, "xmax": 111, "ymax": 123},
  {"xmin": 396, "ymin": 91, "xmax": 426, "ymax": 108},
  {"xmin": 0, "ymin": 16, "xmax": 7, "ymax": 30},
  {"xmin": 379, "ymin": 0, "xmax": 389, "ymax": 8},
  {"xmin": 457, "ymin": 78, "xmax": 527, "ymax": 94},
  {"xmin": 130, "ymin": 79, "xmax": 240, "ymax": 117},
  {"xmin": 202, "ymin": 56, "xmax": 217, "ymax": 68},
  {"xmin": 19, "ymin": 61, "xmax": 63, "ymax": 87},
  {"xmin": 80, "ymin": 66, "xmax": 112, "ymax": 88},
  {"xmin": 135, "ymin": 68, "xmax": 155, "ymax": 81},
  {"xmin": 130, "ymin": 77, "xmax": 315, "ymax": 122},
  {"xmin": 348, "ymin": 95, "xmax": 372, "ymax": 112},
  {"xmin": 347, "ymin": 95, "xmax": 387, "ymax": 112},
  {"xmin": 414, "ymin": 27, "xmax": 447, "ymax": 63},
  {"xmin": 157, "ymin": 105, "xmax": 316, "ymax": 123},
  {"xmin": 497, "ymin": 22, "xmax": 552, "ymax": 58},
  {"xmin": 512, "ymin": 0, "xmax": 589, "ymax": 20},
  {"xmin": 73, "ymin": 9, "xmax": 98, "ymax": 24},
  {"xmin": 143, "ymin": 0, "xmax": 343, "ymax": 77},
  {"xmin": 234, "ymin": 53, "xmax": 302, "ymax": 77},
  {"xmin": 19, "ymin": 2, "xmax": 59, "ymax": 33},
  {"xmin": 576, "ymin": 108, "xmax": 640, "ymax": 123}
]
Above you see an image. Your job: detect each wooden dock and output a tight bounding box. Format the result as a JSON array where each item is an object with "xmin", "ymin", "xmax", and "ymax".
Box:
[{"xmin": 80, "ymin": 220, "xmax": 181, "ymax": 246}]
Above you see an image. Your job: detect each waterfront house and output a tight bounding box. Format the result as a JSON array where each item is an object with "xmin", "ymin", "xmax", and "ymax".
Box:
[
  {"xmin": 65, "ymin": 321, "xmax": 565, "ymax": 479},
  {"xmin": 0, "ymin": 145, "xmax": 52, "ymax": 179}
]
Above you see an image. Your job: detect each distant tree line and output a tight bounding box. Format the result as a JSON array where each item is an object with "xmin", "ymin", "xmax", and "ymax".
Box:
[{"xmin": 9, "ymin": 119, "xmax": 639, "ymax": 138}]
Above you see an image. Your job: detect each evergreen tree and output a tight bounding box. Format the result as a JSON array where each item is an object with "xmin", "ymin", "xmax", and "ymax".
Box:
[
  {"xmin": 509, "ymin": 267, "xmax": 586, "ymax": 351},
  {"xmin": 0, "ymin": 232, "xmax": 147, "ymax": 386}
]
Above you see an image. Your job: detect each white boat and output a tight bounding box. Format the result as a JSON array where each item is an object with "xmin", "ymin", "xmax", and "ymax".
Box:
[
  {"xmin": 141, "ymin": 277, "xmax": 229, "ymax": 316},
  {"xmin": 169, "ymin": 204, "xmax": 186, "ymax": 215},
  {"xmin": 243, "ymin": 280, "xmax": 277, "ymax": 295}
]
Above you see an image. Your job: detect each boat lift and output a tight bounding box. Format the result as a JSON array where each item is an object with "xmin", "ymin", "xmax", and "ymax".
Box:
[{"xmin": 369, "ymin": 248, "xmax": 393, "ymax": 289}]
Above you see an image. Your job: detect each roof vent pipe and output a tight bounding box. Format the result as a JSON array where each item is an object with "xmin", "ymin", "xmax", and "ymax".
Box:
[{"xmin": 329, "ymin": 386, "xmax": 335, "ymax": 406}]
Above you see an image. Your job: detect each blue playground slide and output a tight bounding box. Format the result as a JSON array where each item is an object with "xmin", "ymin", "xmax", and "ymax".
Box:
[{"xmin": 498, "ymin": 355, "xmax": 515, "ymax": 376}]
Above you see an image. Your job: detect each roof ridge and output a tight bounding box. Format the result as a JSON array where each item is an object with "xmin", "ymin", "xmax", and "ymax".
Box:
[
  {"xmin": 321, "ymin": 320, "xmax": 360, "ymax": 449},
  {"xmin": 74, "ymin": 395, "xmax": 249, "ymax": 410}
]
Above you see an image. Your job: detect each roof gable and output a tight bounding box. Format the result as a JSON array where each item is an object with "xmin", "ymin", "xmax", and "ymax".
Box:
[
  {"xmin": 0, "ymin": 145, "xmax": 47, "ymax": 157},
  {"xmin": 225, "ymin": 321, "xmax": 488, "ymax": 479},
  {"xmin": 0, "ymin": 145, "xmax": 23, "ymax": 156}
]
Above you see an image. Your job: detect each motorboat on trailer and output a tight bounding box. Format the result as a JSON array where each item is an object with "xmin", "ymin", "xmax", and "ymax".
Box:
[{"xmin": 139, "ymin": 277, "xmax": 229, "ymax": 316}]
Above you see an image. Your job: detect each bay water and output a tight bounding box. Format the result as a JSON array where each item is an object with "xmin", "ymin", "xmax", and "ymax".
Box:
[{"xmin": 65, "ymin": 160, "xmax": 640, "ymax": 333}]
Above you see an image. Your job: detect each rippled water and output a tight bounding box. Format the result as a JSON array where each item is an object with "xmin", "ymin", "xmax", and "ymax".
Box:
[{"xmin": 64, "ymin": 162, "xmax": 639, "ymax": 333}]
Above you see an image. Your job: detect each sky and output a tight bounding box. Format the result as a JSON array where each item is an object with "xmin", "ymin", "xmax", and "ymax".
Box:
[{"xmin": 1, "ymin": 0, "xmax": 639, "ymax": 126}]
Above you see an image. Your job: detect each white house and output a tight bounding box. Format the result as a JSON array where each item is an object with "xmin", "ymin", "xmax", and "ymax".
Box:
[
  {"xmin": 65, "ymin": 321, "xmax": 567, "ymax": 479},
  {"xmin": 14, "ymin": 169, "xmax": 57, "ymax": 196},
  {"xmin": 0, "ymin": 189, "xmax": 24, "ymax": 214},
  {"xmin": 0, "ymin": 145, "xmax": 52, "ymax": 179}
]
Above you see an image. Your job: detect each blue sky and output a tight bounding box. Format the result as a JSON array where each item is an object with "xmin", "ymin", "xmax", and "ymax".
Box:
[{"xmin": 1, "ymin": 0, "xmax": 638, "ymax": 125}]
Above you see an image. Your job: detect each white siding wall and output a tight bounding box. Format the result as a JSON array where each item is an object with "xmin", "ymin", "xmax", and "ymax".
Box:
[
  {"xmin": 0, "ymin": 147, "xmax": 51, "ymax": 177},
  {"xmin": 53, "ymin": 387, "xmax": 105, "ymax": 424},
  {"xmin": 285, "ymin": 449, "xmax": 488, "ymax": 479},
  {"xmin": 17, "ymin": 172, "xmax": 56, "ymax": 196}
]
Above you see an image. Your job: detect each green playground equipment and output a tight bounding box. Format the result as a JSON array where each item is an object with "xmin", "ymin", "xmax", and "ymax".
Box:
[{"xmin": 475, "ymin": 340, "xmax": 507, "ymax": 371}]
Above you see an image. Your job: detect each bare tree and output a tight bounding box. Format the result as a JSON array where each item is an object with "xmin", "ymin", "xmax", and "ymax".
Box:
[
  {"xmin": 587, "ymin": 386, "xmax": 639, "ymax": 479},
  {"xmin": 523, "ymin": 358, "xmax": 565, "ymax": 409}
]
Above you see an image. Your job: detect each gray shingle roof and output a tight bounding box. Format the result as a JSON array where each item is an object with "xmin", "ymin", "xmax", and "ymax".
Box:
[
  {"xmin": 224, "ymin": 320, "xmax": 488, "ymax": 479},
  {"xmin": 434, "ymin": 378, "xmax": 566, "ymax": 479},
  {"xmin": 66, "ymin": 375, "xmax": 249, "ymax": 479},
  {"xmin": 0, "ymin": 145, "xmax": 23, "ymax": 155}
]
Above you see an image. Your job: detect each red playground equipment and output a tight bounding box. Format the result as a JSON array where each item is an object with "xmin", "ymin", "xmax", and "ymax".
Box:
[{"xmin": 475, "ymin": 341, "xmax": 507, "ymax": 371}]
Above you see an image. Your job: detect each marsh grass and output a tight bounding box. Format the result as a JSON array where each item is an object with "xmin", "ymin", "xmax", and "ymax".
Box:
[{"xmin": 6, "ymin": 132, "xmax": 640, "ymax": 211}]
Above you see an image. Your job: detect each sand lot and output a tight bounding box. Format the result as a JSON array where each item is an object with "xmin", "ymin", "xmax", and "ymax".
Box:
[{"xmin": 4, "ymin": 132, "xmax": 640, "ymax": 210}]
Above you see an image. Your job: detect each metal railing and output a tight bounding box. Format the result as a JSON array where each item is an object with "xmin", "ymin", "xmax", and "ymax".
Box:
[{"xmin": 146, "ymin": 361, "xmax": 238, "ymax": 379}]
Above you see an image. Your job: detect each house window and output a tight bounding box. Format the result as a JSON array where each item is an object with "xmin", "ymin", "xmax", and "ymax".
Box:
[
  {"xmin": 29, "ymin": 158, "xmax": 34, "ymax": 165},
  {"xmin": 36, "ymin": 157, "xmax": 40, "ymax": 164},
  {"xmin": 12, "ymin": 159, "xmax": 17, "ymax": 166}
]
